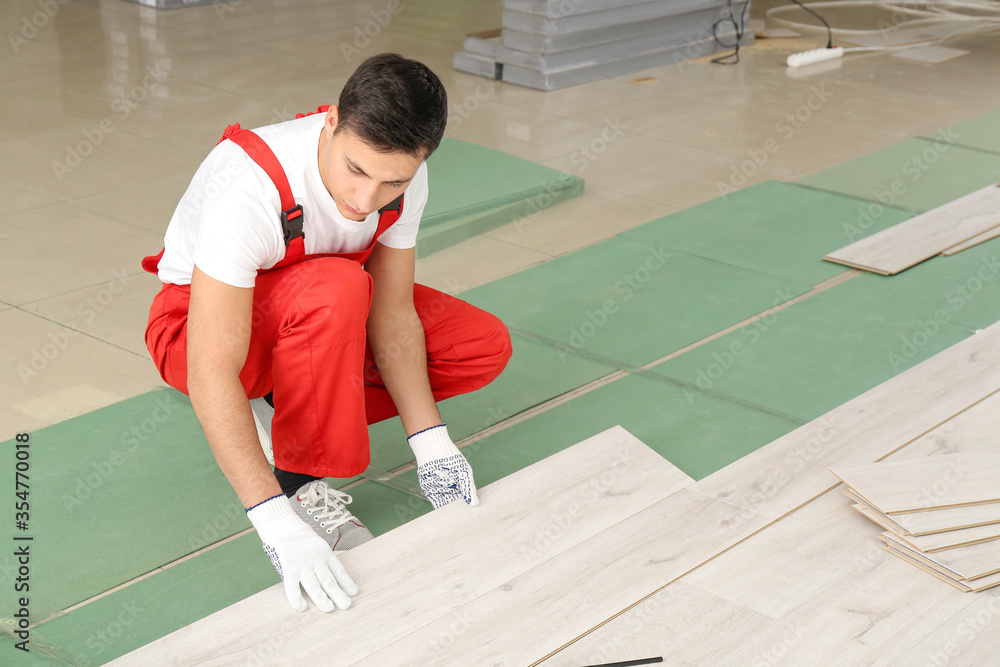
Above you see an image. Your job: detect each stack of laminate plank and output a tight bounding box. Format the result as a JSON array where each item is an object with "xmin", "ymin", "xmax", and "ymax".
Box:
[
  {"xmin": 453, "ymin": 0, "xmax": 755, "ymax": 90},
  {"xmin": 824, "ymin": 182, "xmax": 1000, "ymax": 274},
  {"xmin": 830, "ymin": 451, "xmax": 1000, "ymax": 592}
]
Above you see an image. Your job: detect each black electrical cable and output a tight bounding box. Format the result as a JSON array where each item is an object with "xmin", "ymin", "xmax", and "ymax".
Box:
[
  {"xmin": 711, "ymin": 0, "xmax": 752, "ymax": 65},
  {"xmin": 788, "ymin": 0, "xmax": 834, "ymax": 48}
]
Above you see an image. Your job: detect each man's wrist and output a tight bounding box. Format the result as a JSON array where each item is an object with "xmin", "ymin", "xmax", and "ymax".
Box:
[
  {"xmin": 246, "ymin": 493, "xmax": 304, "ymax": 535},
  {"xmin": 407, "ymin": 424, "xmax": 459, "ymax": 466}
]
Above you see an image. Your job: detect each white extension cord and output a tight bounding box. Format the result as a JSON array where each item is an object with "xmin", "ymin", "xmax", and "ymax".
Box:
[{"xmin": 787, "ymin": 45, "xmax": 845, "ymax": 67}]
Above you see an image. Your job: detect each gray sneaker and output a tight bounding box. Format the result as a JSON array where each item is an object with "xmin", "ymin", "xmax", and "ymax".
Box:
[
  {"xmin": 292, "ymin": 480, "xmax": 374, "ymax": 553},
  {"xmin": 249, "ymin": 397, "xmax": 275, "ymax": 466}
]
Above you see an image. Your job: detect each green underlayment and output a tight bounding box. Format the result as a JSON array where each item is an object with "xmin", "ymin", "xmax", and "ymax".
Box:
[
  {"xmin": 797, "ymin": 138, "xmax": 1000, "ymax": 213},
  {"xmin": 925, "ymin": 109, "xmax": 1000, "ymax": 155},
  {"xmin": 6, "ymin": 110, "xmax": 1000, "ymax": 663},
  {"xmin": 419, "ymin": 138, "xmax": 584, "ymax": 256}
]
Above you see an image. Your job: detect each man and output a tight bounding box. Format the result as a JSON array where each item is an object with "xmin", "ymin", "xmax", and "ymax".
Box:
[{"xmin": 140, "ymin": 54, "xmax": 512, "ymax": 614}]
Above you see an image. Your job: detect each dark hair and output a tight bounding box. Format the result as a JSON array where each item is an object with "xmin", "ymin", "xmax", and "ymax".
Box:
[{"xmin": 336, "ymin": 53, "xmax": 448, "ymax": 159}]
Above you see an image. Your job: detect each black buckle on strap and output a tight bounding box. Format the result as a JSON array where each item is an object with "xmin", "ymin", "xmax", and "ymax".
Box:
[
  {"xmin": 280, "ymin": 204, "xmax": 304, "ymax": 246},
  {"xmin": 378, "ymin": 194, "xmax": 404, "ymax": 214}
]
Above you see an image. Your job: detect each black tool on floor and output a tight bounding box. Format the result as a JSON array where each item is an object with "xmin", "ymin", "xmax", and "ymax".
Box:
[{"xmin": 580, "ymin": 657, "xmax": 664, "ymax": 667}]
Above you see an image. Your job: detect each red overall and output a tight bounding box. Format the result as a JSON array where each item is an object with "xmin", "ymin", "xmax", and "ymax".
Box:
[{"xmin": 141, "ymin": 111, "xmax": 512, "ymax": 478}]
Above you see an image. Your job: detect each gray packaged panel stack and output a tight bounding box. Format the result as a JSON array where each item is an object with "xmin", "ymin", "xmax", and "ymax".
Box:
[{"xmin": 454, "ymin": 0, "xmax": 754, "ymax": 90}]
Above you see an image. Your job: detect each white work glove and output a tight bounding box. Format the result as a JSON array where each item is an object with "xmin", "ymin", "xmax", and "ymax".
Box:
[
  {"xmin": 246, "ymin": 494, "xmax": 359, "ymax": 612},
  {"xmin": 408, "ymin": 424, "xmax": 480, "ymax": 509}
]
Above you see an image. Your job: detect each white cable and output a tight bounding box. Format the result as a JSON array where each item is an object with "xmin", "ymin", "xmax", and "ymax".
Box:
[{"xmin": 766, "ymin": 0, "xmax": 1000, "ymax": 53}]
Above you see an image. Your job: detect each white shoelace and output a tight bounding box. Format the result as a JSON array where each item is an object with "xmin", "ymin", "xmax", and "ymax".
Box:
[{"xmin": 298, "ymin": 481, "xmax": 358, "ymax": 533}]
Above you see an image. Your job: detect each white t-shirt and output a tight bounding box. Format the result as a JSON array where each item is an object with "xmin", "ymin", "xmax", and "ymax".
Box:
[{"xmin": 155, "ymin": 113, "xmax": 427, "ymax": 287}]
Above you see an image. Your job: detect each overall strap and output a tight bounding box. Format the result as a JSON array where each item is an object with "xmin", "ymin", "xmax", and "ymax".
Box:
[{"xmin": 220, "ymin": 125, "xmax": 304, "ymax": 252}]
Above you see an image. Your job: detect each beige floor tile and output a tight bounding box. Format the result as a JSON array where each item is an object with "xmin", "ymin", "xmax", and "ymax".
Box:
[
  {"xmin": 483, "ymin": 186, "xmax": 673, "ymax": 257},
  {"xmin": 0, "ymin": 203, "xmax": 162, "ymax": 305},
  {"xmin": 116, "ymin": 95, "xmax": 283, "ymax": 154},
  {"xmin": 0, "ymin": 126, "xmax": 202, "ymax": 201},
  {"xmin": 646, "ymin": 108, "xmax": 896, "ymax": 172},
  {"xmin": 0, "ymin": 308, "xmax": 165, "ymax": 435},
  {"xmin": 497, "ymin": 75, "xmax": 673, "ymax": 119},
  {"xmin": 415, "ymin": 235, "xmax": 552, "ymax": 296},
  {"xmin": 0, "ymin": 57, "xmax": 239, "ymax": 124},
  {"xmin": 22, "ymin": 272, "xmax": 163, "ymax": 358},
  {"xmin": 164, "ymin": 47, "xmax": 341, "ymax": 97},
  {"xmin": 445, "ymin": 100, "xmax": 633, "ymax": 164},
  {"xmin": 0, "ymin": 178, "xmax": 57, "ymax": 213},
  {"xmin": 543, "ymin": 135, "xmax": 800, "ymax": 211},
  {"xmin": 69, "ymin": 174, "xmax": 191, "ymax": 234}
]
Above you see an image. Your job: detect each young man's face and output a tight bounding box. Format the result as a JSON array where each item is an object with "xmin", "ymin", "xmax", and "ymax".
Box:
[{"xmin": 317, "ymin": 106, "xmax": 424, "ymax": 222}]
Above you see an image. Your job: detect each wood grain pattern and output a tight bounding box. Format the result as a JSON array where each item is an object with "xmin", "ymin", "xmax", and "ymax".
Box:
[
  {"xmin": 681, "ymin": 490, "xmax": 884, "ymax": 619},
  {"xmin": 883, "ymin": 544, "xmax": 1000, "ymax": 592},
  {"xmin": 883, "ymin": 532, "xmax": 1000, "ymax": 580},
  {"xmin": 109, "ymin": 426, "xmax": 694, "ymax": 666},
  {"xmin": 823, "ymin": 183, "xmax": 1000, "ymax": 274},
  {"xmin": 541, "ymin": 581, "xmax": 775, "ymax": 666},
  {"xmin": 355, "ymin": 488, "xmax": 771, "ymax": 666},
  {"xmin": 711, "ymin": 539, "xmax": 974, "ymax": 665},
  {"xmin": 896, "ymin": 520, "xmax": 1000, "ymax": 553},
  {"xmin": 940, "ymin": 224, "xmax": 1000, "ymax": 255},
  {"xmin": 893, "ymin": 583, "xmax": 1000, "ymax": 666},
  {"xmin": 695, "ymin": 322, "xmax": 1000, "ymax": 522},
  {"xmin": 831, "ymin": 451, "xmax": 1000, "ymax": 514},
  {"xmin": 852, "ymin": 502, "xmax": 1000, "ymax": 551}
]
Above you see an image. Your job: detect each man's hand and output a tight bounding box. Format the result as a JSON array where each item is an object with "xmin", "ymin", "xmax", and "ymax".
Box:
[
  {"xmin": 408, "ymin": 424, "xmax": 479, "ymax": 509},
  {"xmin": 246, "ymin": 494, "xmax": 359, "ymax": 612}
]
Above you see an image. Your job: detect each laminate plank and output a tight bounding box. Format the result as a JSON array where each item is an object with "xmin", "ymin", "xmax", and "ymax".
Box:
[
  {"xmin": 852, "ymin": 500, "xmax": 1000, "ymax": 546},
  {"xmin": 880, "ymin": 388, "xmax": 1000, "ymax": 461},
  {"xmin": 883, "ymin": 544, "xmax": 1000, "ymax": 592},
  {"xmin": 882, "ymin": 532, "xmax": 1000, "ymax": 580},
  {"xmin": 711, "ymin": 541, "xmax": 975, "ymax": 666},
  {"xmin": 891, "ymin": 587, "xmax": 1000, "ymax": 667},
  {"xmin": 940, "ymin": 224, "xmax": 1000, "ymax": 255},
  {"xmin": 109, "ymin": 426, "xmax": 694, "ymax": 666},
  {"xmin": 354, "ymin": 489, "xmax": 771, "ymax": 666},
  {"xmin": 693, "ymin": 322, "xmax": 1000, "ymax": 523},
  {"xmin": 538, "ymin": 581, "xmax": 775, "ymax": 667},
  {"xmin": 893, "ymin": 519, "xmax": 1000, "ymax": 552},
  {"xmin": 830, "ymin": 451, "xmax": 1000, "ymax": 514},
  {"xmin": 823, "ymin": 183, "xmax": 1000, "ymax": 275},
  {"xmin": 681, "ymin": 490, "xmax": 885, "ymax": 619}
]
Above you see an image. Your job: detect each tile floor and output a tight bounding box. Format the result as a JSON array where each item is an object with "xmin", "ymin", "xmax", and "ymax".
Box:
[{"xmin": 1, "ymin": 0, "xmax": 997, "ymax": 434}]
